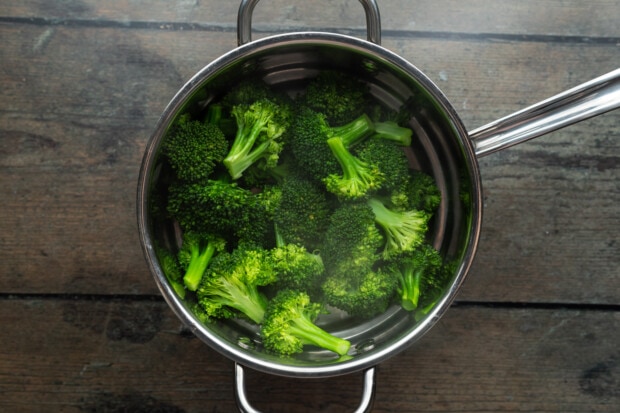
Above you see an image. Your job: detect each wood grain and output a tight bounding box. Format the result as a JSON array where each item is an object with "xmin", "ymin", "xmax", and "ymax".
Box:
[
  {"xmin": 1, "ymin": 1, "xmax": 618, "ymax": 37},
  {"xmin": 0, "ymin": 298, "xmax": 617, "ymax": 412},
  {"xmin": 1, "ymin": 23, "xmax": 617, "ymax": 303},
  {"xmin": 0, "ymin": 1, "xmax": 618, "ymax": 411}
]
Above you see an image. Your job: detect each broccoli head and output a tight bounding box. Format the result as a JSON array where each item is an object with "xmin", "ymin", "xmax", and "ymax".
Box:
[
  {"xmin": 289, "ymin": 106, "xmax": 375, "ymax": 182},
  {"xmin": 273, "ymin": 174, "xmax": 332, "ymax": 251},
  {"xmin": 354, "ymin": 138, "xmax": 411, "ymax": 192},
  {"xmin": 322, "ymin": 268, "xmax": 397, "ymax": 320},
  {"xmin": 261, "ymin": 289, "xmax": 351, "ymax": 357},
  {"xmin": 196, "ymin": 243, "xmax": 277, "ymax": 324},
  {"xmin": 367, "ymin": 197, "xmax": 430, "ymax": 258},
  {"xmin": 270, "ymin": 239, "xmax": 325, "ymax": 300},
  {"xmin": 223, "ymin": 98, "xmax": 292, "ymax": 180},
  {"xmin": 302, "ymin": 70, "xmax": 370, "ymax": 125},
  {"xmin": 387, "ymin": 243, "xmax": 444, "ymax": 311},
  {"xmin": 323, "ymin": 136, "xmax": 385, "ymax": 200},
  {"xmin": 162, "ymin": 113, "xmax": 229, "ymax": 182},
  {"xmin": 167, "ymin": 179, "xmax": 279, "ymax": 246}
]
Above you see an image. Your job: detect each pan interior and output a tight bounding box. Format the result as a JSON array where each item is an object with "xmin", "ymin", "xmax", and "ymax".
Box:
[{"xmin": 141, "ymin": 34, "xmax": 480, "ymax": 376}]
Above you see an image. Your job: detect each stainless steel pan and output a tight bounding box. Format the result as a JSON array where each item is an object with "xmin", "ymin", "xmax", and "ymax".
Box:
[{"xmin": 137, "ymin": 1, "xmax": 620, "ymax": 411}]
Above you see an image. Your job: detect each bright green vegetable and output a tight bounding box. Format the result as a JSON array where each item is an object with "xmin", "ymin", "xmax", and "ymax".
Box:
[
  {"xmin": 388, "ymin": 243, "xmax": 443, "ymax": 311},
  {"xmin": 223, "ymin": 98, "xmax": 292, "ymax": 180},
  {"xmin": 367, "ymin": 197, "xmax": 430, "ymax": 258},
  {"xmin": 177, "ymin": 231, "xmax": 226, "ymax": 292},
  {"xmin": 196, "ymin": 243, "xmax": 277, "ymax": 324},
  {"xmin": 289, "ymin": 106, "xmax": 375, "ymax": 182},
  {"xmin": 323, "ymin": 136, "xmax": 385, "ymax": 199},
  {"xmin": 162, "ymin": 113, "xmax": 229, "ymax": 182},
  {"xmin": 261, "ymin": 289, "xmax": 351, "ymax": 357}
]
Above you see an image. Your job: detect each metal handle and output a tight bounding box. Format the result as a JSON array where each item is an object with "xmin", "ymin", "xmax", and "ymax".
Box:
[
  {"xmin": 470, "ymin": 68, "xmax": 620, "ymax": 157},
  {"xmin": 237, "ymin": 0, "xmax": 382, "ymax": 46},
  {"xmin": 234, "ymin": 363, "xmax": 377, "ymax": 413}
]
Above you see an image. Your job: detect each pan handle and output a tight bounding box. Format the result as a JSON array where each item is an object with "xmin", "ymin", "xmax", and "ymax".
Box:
[
  {"xmin": 234, "ymin": 363, "xmax": 377, "ymax": 413},
  {"xmin": 237, "ymin": 0, "xmax": 382, "ymax": 45},
  {"xmin": 470, "ymin": 68, "xmax": 620, "ymax": 157}
]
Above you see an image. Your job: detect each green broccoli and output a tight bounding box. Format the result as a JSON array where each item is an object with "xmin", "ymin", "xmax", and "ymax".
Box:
[
  {"xmin": 388, "ymin": 243, "xmax": 443, "ymax": 311},
  {"xmin": 177, "ymin": 231, "xmax": 226, "ymax": 291},
  {"xmin": 413, "ymin": 258, "xmax": 457, "ymax": 321},
  {"xmin": 302, "ymin": 70, "xmax": 370, "ymax": 125},
  {"xmin": 167, "ymin": 179, "xmax": 279, "ymax": 246},
  {"xmin": 219, "ymin": 78, "xmax": 274, "ymax": 110},
  {"xmin": 223, "ymin": 98, "xmax": 292, "ymax": 180},
  {"xmin": 372, "ymin": 121, "xmax": 413, "ymax": 146},
  {"xmin": 323, "ymin": 136, "xmax": 385, "ymax": 199},
  {"xmin": 269, "ymin": 225, "xmax": 325, "ymax": 299},
  {"xmin": 273, "ymin": 174, "xmax": 332, "ymax": 251},
  {"xmin": 162, "ymin": 113, "xmax": 229, "ymax": 182},
  {"xmin": 321, "ymin": 201, "xmax": 383, "ymax": 275},
  {"xmin": 354, "ymin": 138, "xmax": 411, "ymax": 192},
  {"xmin": 405, "ymin": 170, "xmax": 442, "ymax": 213},
  {"xmin": 321, "ymin": 268, "xmax": 397, "ymax": 320},
  {"xmin": 261, "ymin": 289, "xmax": 351, "ymax": 357},
  {"xmin": 367, "ymin": 197, "xmax": 430, "ymax": 258},
  {"xmin": 289, "ymin": 106, "xmax": 375, "ymax": 182},
  {"xmin": 319, "ymin": 202, "xmax": 396, "ymax": 318},
  {"xmin": 156, "ymin": 245, "xmax": 186, "ymax": 299},
  {"xmin": 196, "ymin": 243, "xmax": 277, "ymax": 324}
]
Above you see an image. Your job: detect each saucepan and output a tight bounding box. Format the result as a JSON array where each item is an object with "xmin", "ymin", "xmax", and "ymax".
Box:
[{"xmin": 137, "ymin": 0, "xmax": 620, "ymax": 411}]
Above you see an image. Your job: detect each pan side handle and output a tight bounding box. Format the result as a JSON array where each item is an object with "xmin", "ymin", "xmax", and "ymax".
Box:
[
  {"xmin": 237, "ymin": 0, "xmax": 382, "ymax": 45},
  {"xmin": 470, "ymin": 68, "xmax": 620, "ymax": 157},
  {"xmin": 234, "ymin": 363, "xmax": 377, "ymax": 413}
]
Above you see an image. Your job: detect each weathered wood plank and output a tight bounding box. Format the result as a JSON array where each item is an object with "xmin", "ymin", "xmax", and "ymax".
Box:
[
  {"xmin": 0, "ymin": 298, "xmax": 617, "ymax": 412},
  {"xmin": 1, "ymin": 0, "xmax": 618, "ymax": 38},
  {"xmin": 1, "ymin": 23, "xmax": 618, "ymax": 303}
]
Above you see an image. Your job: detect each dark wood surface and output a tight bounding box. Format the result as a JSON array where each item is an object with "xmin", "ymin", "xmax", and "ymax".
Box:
[{"xmin": 1, "ymin": 1, "xmax": 618, "ymax": 411}]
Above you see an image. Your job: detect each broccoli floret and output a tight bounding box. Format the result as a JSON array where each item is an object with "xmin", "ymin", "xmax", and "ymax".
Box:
[
  {"xmin": 219, "ymin": 79, "xmax": 274, "ymax": 110},
  {"xmin": 407, "ymin": 170, "xmax": 442, "ymax": 212},
  {"xmin": 367, "ymin": 197, "xmax": 430, "ymax": 258},
  {"xmin": 321, "ymin": 268, "xmax": 397, "ymax": 320},
  {"xmin": 354, "ymin": 138, "xmax": 411, "ymax": 192},
  {"xmin": 323, "ymin": 136, "xmax": 385, "ymax": 199},
  {"xmin": 196, "ymin": 243, "xmax": 277, "ymax": 324},
  {"xmin": 167, "ymin": 179, "xmax": 278, "ymax": 245},
  {"xmin": 156, "ymin": 245, "xmax": 186, "ymax": 299},
  {"xmin": 321, "ymin": 202, "xmax": 383, "ymax": 275},
  {"xmin": 320, "ymin": 201, "xmax": 398, "ymax": 317},
  {"xmin": 388, "ymin": 243, "xmax": 444, "ymax": 311},
  {"xmin": 269, "ymin": 225, "xmax": 325, "ymax": 299},
  {"xmin": 177, "ymin": 231, "xmax": 226, "ymax": 291},
  {"xmin": 273, "ymin": 174, "xmax": 332, "ymax": 250},
  {"xmin": 223, "ymin": 98, "xmax": 292, "ymax": 180},
  {"xmin": 372, "ymin": 121, "xmax": 413, "ymax": 146},
  {"xmin": 162, "ymin": 113, "xmax": 229, "ymax": 182},
  {"xmin": 302, "ymin": 70, "xmax": 370, "ymax": 126},
  {"xmin": 261, "ymin": 289, "xmax": 351, "ymax": 357},
  {"xmin": 289, "ymin": 106, "xmax": 375, "ymax": 181}
]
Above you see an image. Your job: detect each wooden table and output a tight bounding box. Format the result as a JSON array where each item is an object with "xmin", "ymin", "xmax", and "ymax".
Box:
[{"xmin": 1, "ymin": 1, "xmax": 618, "ymax": 411}]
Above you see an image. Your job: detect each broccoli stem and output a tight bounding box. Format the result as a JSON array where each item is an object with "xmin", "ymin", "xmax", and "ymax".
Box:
[
  {"xmin": 288, "ymin": 317, "xmax": 351, "ymax": 356},
  {"xmin": 332, "ymin": 113, "xmax": 374, "ymax": 147},
  {"xmin": 398, "ymin": 267, "xmax": 422, "ymax": 311},
  {"xmin": 223, "ymin": 112, "xmax": 271, "ymax": 180},
  {"xmin": 207, "ymin": 277, "xmax": 267, "ymax": 324},
  {"xmin": 325, "ymin": 137, "xmax": 383, "ymax": 199},
  {"xmin": 183, "ymin": 242, "xmax": 218, "ymax": 292},
  {"xmin": 373, "ymin": 121, "xmax": 412, "ymax": 146},
  {"xmin": 367, "ymin": 197, "xmax": 428, "ymax": 256}
]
